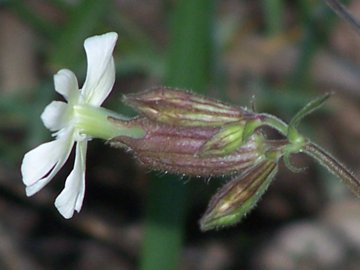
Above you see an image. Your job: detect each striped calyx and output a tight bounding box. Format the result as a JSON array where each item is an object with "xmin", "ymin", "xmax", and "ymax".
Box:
[
  {"xmin": 200, "ymin": 159, "xmax": 279, "ymax": 231},
  {"xmin": 122, "ymin": 87, "xmax": 255, "ymax": 127},
  {"xmin": 110, "ymin": 117, "xmax": 265, "ymax": 177}
]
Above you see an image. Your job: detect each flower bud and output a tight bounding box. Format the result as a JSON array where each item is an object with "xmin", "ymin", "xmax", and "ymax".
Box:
[
  {"xmin": 198, "ymin": 122, "xmax": 245, "ymax": 157},
  {"xmin": 122, "ymin": 87, "xmax": 255, "ymax": 127},
  {"xmin": 109, "ymin": 117, "xmax": 265, "ymax": 177},
  {"xmin": 200, "ymin": 159, "xmax": 278, "ymax": 231}
]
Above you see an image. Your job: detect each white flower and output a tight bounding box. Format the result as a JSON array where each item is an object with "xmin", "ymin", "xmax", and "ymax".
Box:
[{"xmin": 21, "ymin": 32, "xmax": 118, "ymax": 218}]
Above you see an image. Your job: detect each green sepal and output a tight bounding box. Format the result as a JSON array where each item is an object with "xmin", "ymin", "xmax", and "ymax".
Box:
[{"xmin": 288, "ymin": 93, "xmax": 332, "ymax": 144}]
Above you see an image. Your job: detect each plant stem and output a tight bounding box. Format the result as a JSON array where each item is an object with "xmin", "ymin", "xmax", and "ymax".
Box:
[
  {"xmin": 323, "ymin": 0, "xmax": 360, "ymax": 36},
  {"xmin": 303, "ymin": 142, "xmax": 360, "ymax": 197},
  {"xmin": 263, "ymin": 0, "xmax": 284, "ymax": 35},
  {"xmin": 259, "ymin": 113, "xmax": 288, "ymax": 135}
]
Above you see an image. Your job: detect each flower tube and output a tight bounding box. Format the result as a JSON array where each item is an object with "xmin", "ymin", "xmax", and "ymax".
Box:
[{"xmin": 110, "ymin": 117, "xmax": 267, "ymax": 177}]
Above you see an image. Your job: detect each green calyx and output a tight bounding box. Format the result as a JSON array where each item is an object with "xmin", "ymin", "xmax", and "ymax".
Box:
[{"xmin": 73, "ymin": 104, "xmax": 145, "ymax": 140}]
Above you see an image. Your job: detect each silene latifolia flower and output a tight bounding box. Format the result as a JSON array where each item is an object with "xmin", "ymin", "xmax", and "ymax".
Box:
[
  {"xmin": 21, "ymin": 34, "xmax": 359, "ymax": 230},
  {"xmin": 21, "ymin": 32, "xmax": 144, "ymax": 218}
]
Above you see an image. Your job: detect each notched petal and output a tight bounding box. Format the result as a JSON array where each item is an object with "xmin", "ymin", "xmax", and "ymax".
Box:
[
  {"xmin": 55, "ymin": 141, "xmax": 87, "ymax": 218},
  {"xmin": 54, "ymin": 69, "xmax": 79, "ymax": 101},
  {"xmin": 41, "ymin": 101, "xmax": 69, "ymax": 131},
  {"xmin": 22, "ymin": 139, "xmax": 67, "ymax": 186},
  {"xmin": 22, "ymin": 136, "xmax": 73, "ymax": 196},
  {"xmin": 81, "ymin": 32, "xmax": 118, "ymax": 106}
]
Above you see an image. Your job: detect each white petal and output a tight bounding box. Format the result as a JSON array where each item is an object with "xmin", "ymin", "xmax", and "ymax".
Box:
[
  {"xmin": 81, "ymin": 32, "xmax": 118, "ymax": 106},
  {"xmin": 41, "ymin": 101, "xmax": 69, "ymax": 131},
  {"xmin": 22, "ymin": 134, "xmax": 74, "ymax": 196},
  {"xmin": 54, "ymin": 69, "xmax": 79, "ymax": 102},
  {"xmin": 54, "ymin": 141, "xmax": 87, "ymax": 219}
]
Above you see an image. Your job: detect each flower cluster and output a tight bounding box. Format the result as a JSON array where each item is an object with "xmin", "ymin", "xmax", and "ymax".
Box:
[
  {"xmin": 110, "ymin": 87, "xmax": 360, "ymax": 230},
  {"xmin": 22, "ymin": 33, "xmax": 359, "ymax": 230}
]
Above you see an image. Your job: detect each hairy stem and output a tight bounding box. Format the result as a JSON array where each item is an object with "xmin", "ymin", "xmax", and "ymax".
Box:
[
  {"xmin": 324, "ymin": 0, "xmax": 360, "ymax": 36},
  {"xmin": 303, "ymin": 142, "xmax": 360, "ymax": 197},
  {"xmin": 258, "ymin": 113, "xmax": 288, "ymax": 135}
]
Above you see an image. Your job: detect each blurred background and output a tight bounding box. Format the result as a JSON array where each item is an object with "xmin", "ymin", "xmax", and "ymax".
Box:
[{"xmin": 0, "ymin": 0, "xmax": 360, "ymax": 269}]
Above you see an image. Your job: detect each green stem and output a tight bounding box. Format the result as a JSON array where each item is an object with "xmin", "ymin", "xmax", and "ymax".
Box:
[
  {"xmin": 259, "ymin": 113, "xmax": 288, "ymax": 135},
  {"xmin": 323, "ymin": 0, "xmax": 360, "ymax": 36},
  {"xmin": 303, "ymin": 142, "xmax": 360, "ymax": 197},
  {"xmin": 264, "ymin": 0, "xmax": 284, "ymax": 35}
]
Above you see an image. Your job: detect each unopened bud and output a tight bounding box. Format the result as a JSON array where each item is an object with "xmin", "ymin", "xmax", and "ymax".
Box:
[
  {"xmin": 200, "ymin": 159, "xmax": 278, "ymax": 231},
  {"xmin": 123, "ymin": 87, "xmax": 255, "ymax": 127},
  {"xmin": 198, "ymin": 122, "xmax": 245, "ymax": 157},
  {"xmin": 109, "ymin": 117, "xmax": 265, "ymax": 177}
]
